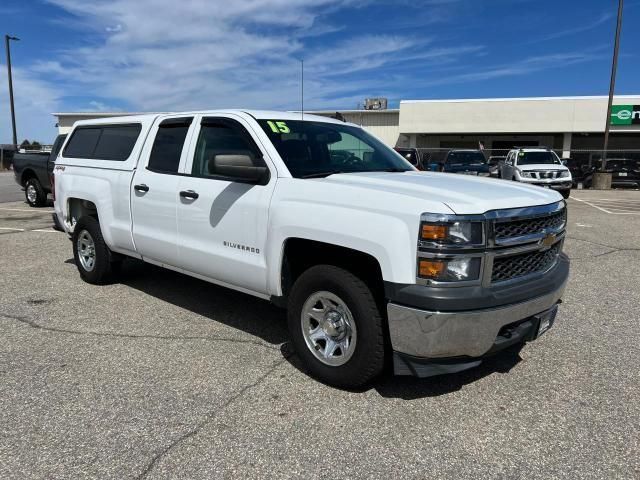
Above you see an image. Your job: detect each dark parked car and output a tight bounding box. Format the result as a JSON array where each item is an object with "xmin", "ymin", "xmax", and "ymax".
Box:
[
  {"xmin": 562, "ymin": 158, "xmax": 595, "ymax": 187},
  {"xmin": 583, "ymin": 159, "xmax": 640, "ymax": 189},
  {"xmin": 13, "ymin": 134, "xmax": 66, "ymax": 207},
  {"xmin": 440, "ymin": 149, "xmax": 491, "ymax": 176},
  {"xmin": 487, "ymin": 156, "xmax": 506, "ymax": 177},
  {"xmin": 394, "ymin": 147, "xmax": 431, "ymax": 170}
]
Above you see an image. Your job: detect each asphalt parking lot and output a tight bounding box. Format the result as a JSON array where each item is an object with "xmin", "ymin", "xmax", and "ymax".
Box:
[{"xmin": 0, "ymin": 177, "xmax": 639, "ymax": 479}]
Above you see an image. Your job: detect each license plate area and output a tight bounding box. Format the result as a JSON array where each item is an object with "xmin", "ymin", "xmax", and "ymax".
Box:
[{"xmin": 533, "ymin": 305, "xmax": 558, "ymax": 338}]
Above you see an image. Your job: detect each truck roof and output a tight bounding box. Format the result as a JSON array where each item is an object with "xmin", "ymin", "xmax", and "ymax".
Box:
[{"xmin": 71, "ymin": 110, "xmax": 346, "ymax": 128}]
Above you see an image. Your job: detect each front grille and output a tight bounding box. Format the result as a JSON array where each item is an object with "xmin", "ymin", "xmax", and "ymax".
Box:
[
  {"xmin": 494, "ymin": 209, "xmax": 565, "ymax": 241},
  {"xmin": 532, "ymin": 170, "xmax": 559, "ymax": 179},
  {"xmin": 491, "ymin": 243, "xmax": 561, "ymax": 283}
]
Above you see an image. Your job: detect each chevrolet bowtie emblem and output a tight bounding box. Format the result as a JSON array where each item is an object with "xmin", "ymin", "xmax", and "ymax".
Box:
[{"xmin": 540, "ymin": 233, "xmax": 556, "ymax": 249}]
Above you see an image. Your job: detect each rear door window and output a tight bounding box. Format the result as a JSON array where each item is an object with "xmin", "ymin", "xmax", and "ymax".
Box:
[{"xmin": 147, "ymin": 117, "xmax": 193, "ymax": 173}]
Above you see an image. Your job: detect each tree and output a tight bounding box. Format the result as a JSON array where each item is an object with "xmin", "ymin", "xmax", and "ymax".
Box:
[{"xmin": 20, "ymin": 139, "xmax": 31, "ymax": 149}]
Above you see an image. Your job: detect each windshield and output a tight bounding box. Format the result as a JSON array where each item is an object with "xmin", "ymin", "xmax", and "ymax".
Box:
[
  {"xmin": 445, "ymin": 151, "xmax": 486, "ymax": 165},
  {"xmin": 258, "ymin": 120, "xmax": 413, "ymax": 178},
  {"xmin": 517, "ymin": 151, "xmax": 561, "ymax": 166}
]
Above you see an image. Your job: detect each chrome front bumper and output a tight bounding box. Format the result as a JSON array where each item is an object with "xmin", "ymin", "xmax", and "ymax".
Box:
[{"xmin": 387, "ymin": 278, "xmax": 567, "ymax": 359}]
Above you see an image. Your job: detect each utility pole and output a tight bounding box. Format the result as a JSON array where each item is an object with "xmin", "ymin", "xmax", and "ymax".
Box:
[
  {"xmin": 600, "ymin": 0, "xmax": 624, "ymax": 175},
  {"xmin": 5, "ymin": 34, "xmax": 19, "ymax": 147}
]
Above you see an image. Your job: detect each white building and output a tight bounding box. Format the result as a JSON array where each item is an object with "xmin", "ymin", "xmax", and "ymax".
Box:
[{"xmin": 53, "ymin": 95, "xmax": 640, "ymax": 165}]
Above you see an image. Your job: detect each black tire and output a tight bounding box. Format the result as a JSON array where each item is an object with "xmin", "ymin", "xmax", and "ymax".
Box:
[
  {"xmin": 561, "ymin": 190, "xmax": 571, "ymax": 199},
  {"xmin": 24, "ymin": 178, "xmax": 47, "ymax": 207},
  {"xmin": 287, "ymin": 265, "xmax": 385, "ymax": 388},
  {"xmin": 72, "ymin": 216, "xmax": 118, "ymax": 284}
]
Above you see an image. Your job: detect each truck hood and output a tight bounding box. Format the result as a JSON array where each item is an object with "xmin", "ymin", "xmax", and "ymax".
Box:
[
  {"xmin": 319, "ymin": 171, "xmax": 562, "ymax": 215},
  {"xmin": 518, "ymin": 164, "xmax": 568, "ymax": 172}
]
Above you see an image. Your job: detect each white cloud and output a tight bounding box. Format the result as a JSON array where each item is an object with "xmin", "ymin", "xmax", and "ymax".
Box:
[
  {"xmin": 87, "ymin": 100, "xmax": 119, "ymax": 112},
  {"xmin": 417, "ymin": 52, "xmax": 603, "ymax": 88},
  {"xmin": 35, "ymin": 0, "xmax": 481, "ymax": 116},
  {"xmin": 525, "ymin": 11, "xmax": 615, "ymax": 44},
  {"xmin": 0, "ymin": 65, "xmax": 61, "ymax": 144}
]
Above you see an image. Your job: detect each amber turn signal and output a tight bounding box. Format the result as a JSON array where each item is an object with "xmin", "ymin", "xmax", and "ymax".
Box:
[
  {"xmin": 418, "ymin": 259, "xmax": 445, "ymax": 278},
  {"xmin": 421, "ymin": 224, "xmax": 447, "ymax": 241}
]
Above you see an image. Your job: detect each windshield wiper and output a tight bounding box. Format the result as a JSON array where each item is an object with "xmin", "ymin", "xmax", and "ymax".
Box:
[
  {"xmin": 300, "ymin": 168, "xmax": 409, "ymax": 179},
  {"xmin": 300, "ymin": 171, "xmax": 344, "ymax": 179}
]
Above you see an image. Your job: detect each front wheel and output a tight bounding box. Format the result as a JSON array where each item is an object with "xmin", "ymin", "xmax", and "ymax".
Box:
[
  {"xmin": 561, "ymin": 190, "xmax": 571, "ymax": 199},
  {"xmin": 287, "ymin": 265, "xmax": 385, "ymax": 388},
  {"xmin": 25, "ymin": 178, "xmax": 47, "ymax": 207}
]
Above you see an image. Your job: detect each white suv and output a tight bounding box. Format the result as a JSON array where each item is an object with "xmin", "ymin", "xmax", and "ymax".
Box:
[{"xmin": 500, "ymin": 147, "xmax": 572, "ymax": 198}]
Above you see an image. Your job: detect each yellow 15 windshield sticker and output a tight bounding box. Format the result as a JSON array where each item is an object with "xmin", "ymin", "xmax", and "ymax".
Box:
[{"xmin": 267, "ymin": 120, "xmax": 290, "ymax": 134}]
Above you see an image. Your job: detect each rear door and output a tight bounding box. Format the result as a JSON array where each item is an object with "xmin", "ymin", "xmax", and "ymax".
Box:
[
  {"xmin": 131, "ymin": 116, "xmax": 195, "ymax": 266},
  {"xmin": 176, "ymin": 114, "xmax": 275, "ymax": 294}
]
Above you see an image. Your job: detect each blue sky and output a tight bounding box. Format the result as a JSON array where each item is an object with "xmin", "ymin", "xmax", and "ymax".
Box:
[{"xmin": 1, "ymin": 0, "xmax": 639, "ymax": 143}]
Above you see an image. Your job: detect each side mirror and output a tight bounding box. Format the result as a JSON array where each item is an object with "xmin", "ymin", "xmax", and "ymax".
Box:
[
  {"xmin": 212, "ymin": 154, "xmax": 268, "ymax": 183},
  {"xmin": 561, "ymin": 159, "xmax": 568, "ymax": 166}
]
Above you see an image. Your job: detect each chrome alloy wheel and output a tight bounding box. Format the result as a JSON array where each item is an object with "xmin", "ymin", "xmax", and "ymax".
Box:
[
  {"xmin": 301, "ymin": 291, "xmax": 357, "ymax": 367},
  {"xmin": 26, "ymin": 184, "xmax": 37, "ymax": 204},
  {"xmin": 77, "ymin": 230, "xmax": 96, "ymax": 272}
]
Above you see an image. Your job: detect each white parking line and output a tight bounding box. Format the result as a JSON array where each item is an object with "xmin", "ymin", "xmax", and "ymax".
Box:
[
  {"xmin": 571, "ymin": 197, "xmax": 640, "ymax": 214},
  {"xmin": 0, "ymin": 227, "xmax": 59, "ymax": 233},
  {"xmin": 0, "ymin": 207, "xmax": 53, "ymax": 214},
  {"xmin": 582, "ymin": 200, "xmax": 640, "ymax": 209},
  {"xmin": 570, "ymin": 197, "xmax": 613, "ymax": 213}
]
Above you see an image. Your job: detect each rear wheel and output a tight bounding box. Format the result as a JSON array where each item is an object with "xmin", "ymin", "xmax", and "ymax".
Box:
[
  {"xmin": 24, "ymin": 178, "xmax": 47, "ymax": 207},
  {"xmin": 72, "ymin": 216, "xmax": 119, "ymax": 284},
  {"xmin": 287, "ymin": 265, "xmax": 385, "ymax": 388}
]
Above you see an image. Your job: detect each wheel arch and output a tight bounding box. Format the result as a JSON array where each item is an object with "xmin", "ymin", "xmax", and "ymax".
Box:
[
  {"xmin": 276, "ymin": 238, "xmax": 385, "ymax": 306},
  {"xmin": 21, "ymin": 168, "xmax": 37, "ymax": 186}
]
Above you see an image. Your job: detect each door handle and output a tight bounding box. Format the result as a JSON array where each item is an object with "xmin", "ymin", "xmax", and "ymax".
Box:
[
  {"xmin": 134, "ymin": 184, "xmax": 149, "ymax": 193},
  {"xmin": 179, "ymin": 190, "xmax": 199, "ymax": 200}
]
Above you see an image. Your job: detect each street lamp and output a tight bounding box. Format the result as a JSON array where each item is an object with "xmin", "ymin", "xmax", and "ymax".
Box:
[
  {"xmin": 596, "ymin": 0, "xmax": 624, "ymax": 189},
  {"xmin": 4, "ymin": 34, "xmax": 20, "ymax": 148}
]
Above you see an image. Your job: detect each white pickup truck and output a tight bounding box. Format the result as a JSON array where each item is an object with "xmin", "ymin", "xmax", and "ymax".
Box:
[{"xmin": 54, "ymin": 110, "xmax": 569, "ymax": 387}]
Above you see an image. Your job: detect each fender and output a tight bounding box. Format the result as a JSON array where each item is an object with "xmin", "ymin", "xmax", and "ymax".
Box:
[
  {"xmin": 56, "ymin": 166, "xmax": 138, "ymax": 256},
  {"xmin": 266, "ymin": 200, "xmax": 418, "ymax": 296}
]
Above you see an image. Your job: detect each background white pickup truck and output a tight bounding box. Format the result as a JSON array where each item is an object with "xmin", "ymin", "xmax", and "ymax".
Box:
[{"xmin": 54, "ymin": 110, "xmax": 569, "ymax": 387}]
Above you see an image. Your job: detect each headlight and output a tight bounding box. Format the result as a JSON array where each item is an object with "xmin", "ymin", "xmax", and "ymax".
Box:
[
  {"xmin": 418, "ymin": 257, "xmax": 481, "ymax": 282},
  {"xmin": 518, "ymin": 169, "xmax": 533, "ymax": 178},
  {"xmin": 559, "ymin": 170, "xmax": 570, "ymax": 178},
  {"xmin": 420, "ymin": 221, "xmax": 484, "ymax": 247}
]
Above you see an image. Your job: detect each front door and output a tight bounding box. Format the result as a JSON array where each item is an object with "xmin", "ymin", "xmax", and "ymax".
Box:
[
  {"xmin": 131, "ymin": 116, "xmax": 195, "ymax": 266},
  {"xmin": 176, "ymin": 115, "xmax": 275, "ymax": 295}
]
